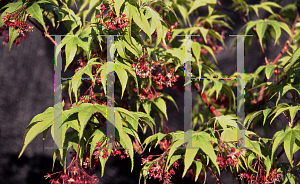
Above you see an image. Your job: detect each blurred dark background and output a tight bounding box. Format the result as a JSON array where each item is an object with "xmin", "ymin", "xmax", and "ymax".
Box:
[{"xmin": 0, "ymin": 0, "xmax": 299, "ymax": 184}]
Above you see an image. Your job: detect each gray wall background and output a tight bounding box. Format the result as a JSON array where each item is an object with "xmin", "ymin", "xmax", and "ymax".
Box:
[{"xmin": 0, "ymin": 0, "xmax": 299, "ymax": 184}]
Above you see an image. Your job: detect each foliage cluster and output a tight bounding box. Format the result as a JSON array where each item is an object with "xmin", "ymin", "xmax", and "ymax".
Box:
[{"xmin": 1, "ymin": 0, "xmax": 300, "ymax": 183}]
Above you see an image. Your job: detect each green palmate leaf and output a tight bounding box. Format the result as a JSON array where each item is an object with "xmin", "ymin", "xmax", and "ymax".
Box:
[
  {"xmin": 245, "ymin": 21, "xmax": 258, "ymax": 35},
  {"xmin": 283, "ymin": 170, "xmax": 297, "ymax": 184},
  {"xmin": 75, "ymin": 103, "xmax": 107, "ymax": 139},
  {"xmin": 115, "ymin": 63, "xmax": 128, "ymax": 99},
  {"xmin": 114, "ymin": 0, "xmax": 125, "ymax": 17},
  {"xmin": 52, "ymin": 149, "xmax": 59, "ymax": 171},
  {"xmin": 283, "ymin": 130, "xmax": 297, "ymax": 166},
  {"xmin": 142, "ymin": 101, "xmax": 151, "ymax": 115},
  {"xmin": 192, "ymin": 41, "xmax": 201, "ymax": 62},
  {"xmin": 244, "ymin": 19, "xmax": 291, "ymax": 52},
  {"xmin": 247, "ymin": 153, "xmax": 257, "ymax": 173},
  {"xmin": 194, "ymin": 161, "xmax": 203, "ymax": 182},
  {"xmin": 61, "ymin": 8, "xmax": 82, "ymax": 31},
  {"xmin": 264, "ymin": 65, "xmax": 276, "ymax": 79},
  {"xmin": 270, "ymin": 106, "xmax": 289, "ymax": 125},
  {"xmin": 176, "ymin": 4, "xmax": 188, "ymax": 25},
  {"xmin": 42, "ymin": 127, "xmax": 50, "ymax": 150},
  {"xmin": 256, "ymin": 21, "xmax": 267, "ymax": 49},
  {"xmin": 222, "ymin": 83, "xmax": 236, "ymax": 109},
  {"xmin": 244, "ymin": 136, "xmax": 265, "ymax": 159},
  {"xmin": 115, "ymin": 60, "xmax": 139, "ymax": 95},
  {"xmin": 69, "ymin": 58, "xmax": 99, "ymax": 102},
  {"xmin": 268, "ymin": 21, "xmax": 281, "ymax": 45},
  {"xmin": 221, "ymin": 128, "xmax": 236, "ymax": 142},
  {"xmin": 133, "ymin": 112, "xmax": 155, "ymax": 133},
  {"xmin": 199, "ymin": 27, "xmax": 209, "ymax": 44},
  {"xmin": 26, "ymin": 2, "xmax": 47, "ymax": 31},
  {"xmin": 65, "ymin": 36, "xmax": 77, "ymax": 71},
  {"xmin": 201, "ymin": 45, "xmax": 217, "ymax": 63},
  {"xmin": 99, "ymin": 150, "xmax": 108, "ymax": 177},
  {"xmin": 216, "ymin": 115, "xmax": 238, "ymax": 130},
  {"xmin": 159, "ymin": 93, "xmax": 179, "ymax": 112},
  {"xmin": 114, "ymin": 112, "xmax": 129, "ymax": 162},
  {"xmin": 153, "ymin": 98, "xmax": 168, "ymax": 120},
  {"xmin": 259, "ymin": 2, "xmax": 281, "ymax": 15},
  {"xmin": 252, "ymin": 65, "xmax": 266, "ymax": 87},
  {"xmin": 131, "ymin": 5, "xmax": 151, "ymax": 40},
  {"xmin": 125, "ymin": 40, "xmax": 140, "ymax": 57},
  {"xmin": 88, "ymin": 128, "xmax": 106, "ymax": 167},
  {"xmin": 123, "ymin": 2, "xmax": 133, "ymax": 45},
  {"xmin": 284, "ymin": 46, "xmax": 300, "ymax": 72},
  {"xmin": 183, "ymin": 137, "xmax": 199, "ymax": 177},
  {"xmin": 276, "ymin": 85, "xmax": 300, "ymax": 106},
  {"xmin": 244, "ymin": 110, "xmax": 262, "ymax": 129},
  {"xmin": 289, "ymin": 106, "xmax": 300, "ymax": 125},
  {"xmin": 119, "ymin": 127, "xmax": 135, "ymax": 172},
  {"xmin": 262, "ymin": 109, "xmax": 272, "ymax": 125},
  {"xmin": 213, "ymin": 80, "xmax": 222, "ymax": 99},
  {"xmin": 192, "ymin": 132, "xmax": 220, "ymax": 175},
  {"xmin": 188, "ymin": 0, "xmax": 207, "ymax": 15},
  {"xmin": 201, "ymin": 79, "xmax": 211, "ymax": 94},
  {"xmin": 196, "ymin": 61, "xmax": 202, "ymax": 78},
  {"xmin": 54, "ymin": 35, "xmax": 73, "ymax": 66},
  {"xmin": 166, "ymin": 48, "xmax": 185, "ymax": 62},
  {"xmin": 271, "ymin": 126, "xmax": 300, "ymax": 166},
  {"xmin": 115, "ymin": 107, "xmax": 140, "ymax": 129},
  {"xmin": 19, "ymin": 103, "xmax": 72, "ymax": 158},
  {"xmin": 166, "ymin": 155, "xmax": 182, "ymax": 172},
  {"xmin": 0, "ymin": 0, "xmax": 23, "ymax": 12},
  {"xmin": 166, "ymin": 135, "xmax": 190, "ymax": 166},
  {"xmin": 115, "ymin": 40, "xmax": 127, "ymax": 59},
  {"xmin": 8, "ymin": 26, "xmax": 20, "ymax": 51},
  {"xmin": 142, "ymin": 133, "xmax": 158, "ymax": 151},
  {"xmin": 50, "ymin": 117, "xmax": 68, "ymax": 160},
  {"xmin": 147, "ymin": 7, "xmax": 164, "ymax": 47}
]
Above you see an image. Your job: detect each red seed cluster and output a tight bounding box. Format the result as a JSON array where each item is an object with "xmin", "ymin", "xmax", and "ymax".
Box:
[
  {"xmin": 0, "ymin": 25, "xmax": 30, "ymax": 46},
  {"xmin": 152, "ymin": 68, "xmax": 179, "ymax": 89},
  {"xmin": 96, "ymin": 4, "xmax": 129, "ymax": 31},
  {"xmin": 46, "ymin": 137, "xmax": 130, "ymax": 184},
  {"xmin": 0, "ymin": 5, "xmax": 33, "ymax": 46},
  {"xmin": 131, "ymin": 55, "xmax": 159, "ymax": 79},
  {"xmin": 217, "ymin": 147, "xmax": 245, "ymax": 168},
  {"xmin": 142, "ymin": 137, "xmax": 178, "ymax": 184},
  {"xmin": 134, "ymin": 87, "xmax": 161, "ymax": 102},
  {"xmin": 45, "ymin": 157, "xmax": 99, "ymax": 184},
  {"xmin": 239, "ymin": 168, "xmax": 282, "ymax": 184},
  {"xmin": 2, "ymin": 5, "xmax": 29, "ymax": 30}
]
